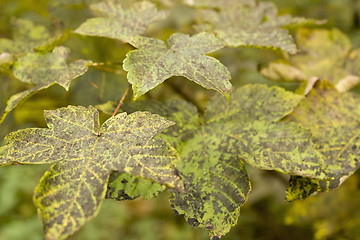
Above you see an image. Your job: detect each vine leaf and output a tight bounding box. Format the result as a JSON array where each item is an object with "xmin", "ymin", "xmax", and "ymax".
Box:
[
  {"xmin": 0, "ymin": 46, "xmax": 91, "ymax": 124},
  {"xmin": 262, "ymin": 28, "xmax": 360, "ymax": 92},
  {"xmin": 121, "ymin": 84, "xmax": 326, "ymax": 238},
  {"xmin": 123, "ymin": 32, "xmax": 232, "ymax": 99},
  {"xmin": 0, "ymin": 105, "xmax": 183, "ymax": 240},
  {"xmin": 106, "ymin": 171, "xmax": 166, "ymax": 201},
  {"xmin": 74, "ymin": 1, "xmax": 168, "ymax": 42},
  {"xmin": 285, "ymin": 82, "xmax": 360, "ymax": 201},
  {"xmin": 193, "ymin": 1, "xmax": 312, "ymax": 53}
]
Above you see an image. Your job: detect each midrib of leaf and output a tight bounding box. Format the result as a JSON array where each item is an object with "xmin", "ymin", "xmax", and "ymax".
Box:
[{"xmin": 53, "ymin": 137, "xmax": 100, "ymax": 237}]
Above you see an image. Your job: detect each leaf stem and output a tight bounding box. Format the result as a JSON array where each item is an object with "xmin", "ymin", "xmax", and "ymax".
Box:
[
  {"xmin": 112, "ymin": 86, "xmax": 130, "ymax": 116},
  {"xmin": 91, "ymin": 62, "xmax": 127, "ymax": 75}
]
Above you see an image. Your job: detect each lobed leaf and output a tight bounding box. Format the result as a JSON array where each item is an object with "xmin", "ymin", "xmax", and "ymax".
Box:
[
  {"xmin": 262, "ymin": 28, "xmax": 360, "ymax": 92},
  {"xmin": 74, "ymin": 1, "xmax": 168, "ymax": 42},
  {"xmin": 123, "ymin": 32, "xmax": 232, "ymax": 98},
  {"xmin": 285, "ymin": 82, "xmax": 360, "ymax": 201},
  {"xmin": 121, "ymin": 84, "xmax": 325, "ymax": 238},
  {"xmin": 194, "ymin": 1, "xmax": 300, "ymax": 53},
  {"xmin": 0, "ymin": 106, "xmax": 183, "ymax": 239},
  {"xmin": 0, "ymin": 46, "xmax": 91, "ymax": 124}
]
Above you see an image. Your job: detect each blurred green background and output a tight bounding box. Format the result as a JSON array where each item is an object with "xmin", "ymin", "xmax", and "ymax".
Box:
[{"xmin": 1, "ymin": 0, "xmax": 360, "ymax": 239}]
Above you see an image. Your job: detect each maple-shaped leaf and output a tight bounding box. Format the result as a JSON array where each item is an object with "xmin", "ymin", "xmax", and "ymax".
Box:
[
  {"xmin": 262, "ymin": 28, "xmax": 360, "ymax": 92},
  {"xmin": 74, "ymin": 1, "xmax": 168, "ymax": 42},
  {"xmin": 106, "ymin": 171, "xmax": 166, "ymax": 201},
  {"xmin": 194, "ymin": 1, "xmax": 302, "ymax": 53},
  {"xmin": 285, "ymin": 82, "xmax": 360, "ymax": 201},
  {"xmin": 121, "ymin": 84, "xmax": 325, "ymax": 238},
  {"xmin": 0, "ymin": 105, "xmax": 183, "ymax": 240},
  {"xmin": 123, "ymin": 32, "xmax": 232, "ymax": 99},
  {"xmin": 0, "ymin": 46, "xmax": 91, "ymax": 124}
]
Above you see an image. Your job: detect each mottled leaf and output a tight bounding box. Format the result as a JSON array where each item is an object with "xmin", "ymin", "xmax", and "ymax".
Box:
[
  {"xmin": 13, "ymin": 46, "xmax": 90, "ymax": 89},
  {"xmin": 184, "ymin": 0, "xmax": 253, "ymax": 8},
  {"xmin": 106, "ymin": 171, "xmax": 165, "ymax": 201},
  {"xmin": 262, "ymin": 28, "xmax": 360, "ymax": 91},
  {"xmin": 194, "ymin": 1, "xmax": 301, "ymax": 53},
  {"xmin": 74, "ymin": 1, "xmax": 168, "ymax": 42},
  {"xmin": 0, "ymin": 46, "xmax": 91, "ymax": 124},
  {"xmin": 123, "ymin": 32, "xmax": 232, "ymax": 99},
  {"xmin": 0, "ymin": 18, "xmax": 64, "ymax": 57},
  {"xmin": 285, "ymin": 82, "xmax": 360, "ymax": 201},
  {"xmin": 121, "ymin": 84, "xmax": 325, "ymax": 238},
  {"xmin": 0, "ymin": 18, "xmax": 51, "ymax": 55},
  {"xmin": 0, "ymin": 106, "xmax": 182, "ymax": 240}
]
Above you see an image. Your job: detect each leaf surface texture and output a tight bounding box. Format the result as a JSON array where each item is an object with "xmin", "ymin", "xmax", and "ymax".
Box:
[
  {"xmin": 74, "ymin": 1, "xmax": 168, "ymax": 42},
  {"xmin": 194, "ymin": 1, "xmax": 301, "ymax": 53},
  {"xmin": 122, "ymin": 84, "xmax": 326, "ymax": 238},
  {"xmin": 123, "ymin": 32, "xmax": 231, "ymax": 98},
  {"xmin": 285, "ymin": 83, "xmax": 360, "ymax": 201},
  {"xmin": 0, "ymin": 46, "xmax": 91, "ymax": 124},
  {"xmin": 0, "ymin": 106, "xmax": 182, "ymax": 239}
]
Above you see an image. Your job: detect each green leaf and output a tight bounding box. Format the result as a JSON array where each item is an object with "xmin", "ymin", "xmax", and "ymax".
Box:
[
  {"xmin": 106, "ymin": 171, "xmax": 166, "ymax": 201},
  {"xmin": 0, "ymin": 18, "xmax": 51, "ymax": 54},
  {"xmin": 13, "ymin": 46, "xmax": 90, "ymax": 89},
  {"xmin": 0, "ymin": 18, "xmax": 65, "ymax": 57},
  {"xmin": 184, "ymin": 0, "xmax": 253, "ymax": 8},
  {"xmin": 262, "ymin": 28, "xmax": 360, "ymax": 92},
  {"xmin": 123, "ymin": 32, "xmax": 232, "ymax": 98},
  {"xmin": 0, "ymin": 105, "xmax": 183, "ymax": 240},
  {"xmin": 121, "ymin": 84, "xmax": 325, "ymax": 238},
  {"xmin": 285, "ymin": 82, "xmax": 360, "ymax": 201},
  {"xmin": 194, "ymin": 1, "xmax": 300, "ymax": 53},
  {"xmin": 0, "ymin": 46, "xmax": 91, "ymax": 124},
  {"xmin": 74, "ymin": 1, "xmax": 168, "ymax": 42}
]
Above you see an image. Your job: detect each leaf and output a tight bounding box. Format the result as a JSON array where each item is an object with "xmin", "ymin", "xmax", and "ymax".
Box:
[
  {"xmin": 194, "ymin": 1, "xmax": 301, "ymax": 53},
  {"xmin": 106, "ymin": 171, "xmax": 166, "ymax": 201},
  {"xmin": 74, "ymin": 1, "xmax": 168, "ymax": 42},
  {"xmin": 123, "ymin": 32, "xmax": 232, "ymax": 99},
  {"xmin": 260, "ymin": 61, "xmax": 308, "ymax": 82},
  {"xmin": 285, "ymin": 82, "xmax": 360, "ymax": 201},
  {"xmin": 262, "ymin": 28, "xmax": 360, "ymax": 91},
  {"xmin": 184, "ymin": 0, "xmax": 253, "ymax": 8},
  {"xmin": 0, "ymin": 105, "xmax": 183, "ymax": 240},
  {"xmin": 121, "ymin": 84, "xmax": 326, "ymax": 238},
  {"xmin": 0, "ymin": 46, "xmax": 91, "ymax": 124},
  {"xmin": 0, "ymin": 18, "xmax": 51, "ymax": 55},
  {"xmin": 0, "ymin": 18, "xmax": 65, "ymax": 58}
]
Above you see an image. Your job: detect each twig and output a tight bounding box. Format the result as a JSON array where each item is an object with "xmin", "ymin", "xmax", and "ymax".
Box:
[
  {"xmin": 90, "ymin": 62, "xmax": 127, "ymax": 75},
  {"xmin": 112, "ymin": 86, "xmax": 130, "ymax": 116}
]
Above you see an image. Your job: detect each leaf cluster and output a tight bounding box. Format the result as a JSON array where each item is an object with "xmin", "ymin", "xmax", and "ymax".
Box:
[{"xmin": 1, "ymin": 0, "xmax": 360, "ymax": 239}]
